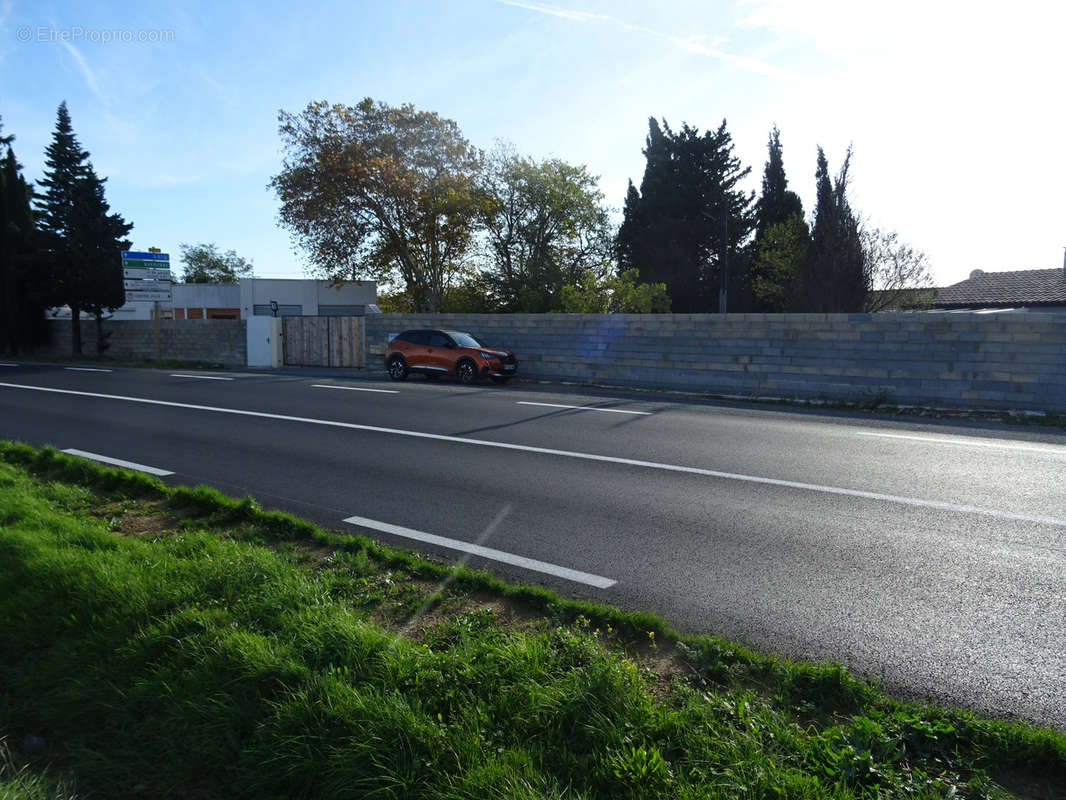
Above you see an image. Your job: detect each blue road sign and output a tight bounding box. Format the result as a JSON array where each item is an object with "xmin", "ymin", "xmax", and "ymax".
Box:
[{"xmin": 121, "ymin": 251, "xmax": 170, "ymax": 261}]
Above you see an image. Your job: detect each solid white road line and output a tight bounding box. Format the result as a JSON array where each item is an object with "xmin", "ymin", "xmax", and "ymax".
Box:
[
  {"xmin": 3, "ymin": 382, "xmax": 1064, "ymax": 528},
  {"xmin": 517, "ymin": 401, "xmax": 652, "ymax": 416},
  {"xmin": 856, "ymin": 431, "xmax": 1066, "ymax": 456},
  {"xmin": 64, "ymin": 367, "xmax": 112, "ymax": 372},
  {"xmin": 61, "ymin": 448, "xmax": 174, "ymax": 476},
  {"xmin": 342, "ymin": 515, "xmax": 616, "ymax": 588},
  {"xmin": 311, "ymin": 384, "xmax": 399, "ymax": 394},
  {"xmin": 171, "ymin": 374, "xmax": 235, "ymax": 381},
  {"xmin": 0, "ymin": 363, "xmax": 18, "ymax": 367}
]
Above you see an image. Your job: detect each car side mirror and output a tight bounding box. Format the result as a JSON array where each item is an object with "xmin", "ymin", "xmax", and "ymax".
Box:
[{"xmin": 446, "ymin": 342, "xmax": 456, "ymax": 349}]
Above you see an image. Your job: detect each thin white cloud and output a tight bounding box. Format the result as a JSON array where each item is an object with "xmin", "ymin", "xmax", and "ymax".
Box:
[
  {"xmin": 494, "ymin": 0, "xmax": 804, "ymax": 82},
  {"xmin": 58, "ymin": 39, "xmax": 108, "ymax": 104},
  {"xmin": 495, "ymin": 0, "xmax": 611, "ymax": 23},
  {"xmin": 671, "ymin": 35, "xmax": 803, "ymax": 83}
]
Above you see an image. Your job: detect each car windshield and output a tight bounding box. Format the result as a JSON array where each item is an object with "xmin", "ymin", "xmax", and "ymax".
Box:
[{"xmin": 446, "ymin": 331, "xmax": 482, "ymax": 348}]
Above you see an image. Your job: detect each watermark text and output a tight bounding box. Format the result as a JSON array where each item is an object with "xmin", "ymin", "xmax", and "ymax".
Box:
[{"xmin": 17, "ymin": 26, "xmax": 175, "ymax": 44}]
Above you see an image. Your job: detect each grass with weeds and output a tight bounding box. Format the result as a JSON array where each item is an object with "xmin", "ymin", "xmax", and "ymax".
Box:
[{"xmin": 1, "ymin": 442, "xmax": 1064, "ymax": 799}]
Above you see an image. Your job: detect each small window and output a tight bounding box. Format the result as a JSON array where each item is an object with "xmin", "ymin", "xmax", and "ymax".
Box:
[
  {"xmin": 428, "ymin": 332, "xmax": 449, "ymax": 347},
  {"xmin": 400, "ymin": 330, "xmax": 428, "ymax": 345}
]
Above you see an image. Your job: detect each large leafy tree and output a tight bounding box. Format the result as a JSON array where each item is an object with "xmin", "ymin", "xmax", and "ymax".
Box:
[
  {"xmin": 36, "ymin": 102, "xmax": 131, "ymax": 353},
  {"xmin": 797, "ymin": 147, "xmax": 866, "ymax": 312},
  {"xmin": 616, "ymin": 118, "xmax": 754, "ymax": 312},
  {"xmin": 0, "ymin": 120, "xmax": 48, "ymax": 353},
  {"xmin": 179, "ymin": 242, "xmax": 253, "ymax": 283},
  {"xmin": 480, "ymin": 145, "xmax": 612, "ymax": 312},
  {"xmin": 272, "ymin": 98, "xmax": 484, "ymax": 312},
  {"xmin": 749, "ymin": 127, "xmax": 808, "ymax": 311}
]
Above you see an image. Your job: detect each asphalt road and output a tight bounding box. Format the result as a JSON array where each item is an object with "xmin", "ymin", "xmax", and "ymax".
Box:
[{"xmin": 2, "ymin": 362, "xmax": 1065, "ymax": 727}]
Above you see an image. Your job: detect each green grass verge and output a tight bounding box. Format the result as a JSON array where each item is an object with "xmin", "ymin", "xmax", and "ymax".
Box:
[{"xmin": 1, "ymin": 441, "xmax": 1064, "ymax": 799}]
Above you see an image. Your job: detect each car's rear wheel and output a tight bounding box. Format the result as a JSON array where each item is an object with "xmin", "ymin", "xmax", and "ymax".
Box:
[
  {"xmin": 456, "ymin": 359, "xmax": 478, "ymax": 384},
  {"xmin": 387, "ymin": 356, "xmax": 409, "ymax": 381},
  {"xmin": 490, "ymin": 376, "xmax": 511, "ymax": 385}
]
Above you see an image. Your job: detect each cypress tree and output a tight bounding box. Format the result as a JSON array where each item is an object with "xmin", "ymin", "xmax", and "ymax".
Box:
[
  {"xmin": 749, "ymin": 127, "xmax": 808, "ymax": 312},
  {"xmin": 754, "ymin": 126, "xmax": 804, "ymax": 240},
  {"xmin": 36, "ymin": 102, "xmax": 131, "ymax": 354},
  {"xmin": 800, "ymin": 146, "xmax": 866, "ymax": 312}
]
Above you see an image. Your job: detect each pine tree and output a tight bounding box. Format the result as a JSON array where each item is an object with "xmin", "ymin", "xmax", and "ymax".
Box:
[
  {"xmin": 36, "ymin": 102, "xmax": 131, "ymax": 353},
  {"xmin": 68, "ymin": 167, "xmax": 132, "ymax": 352}
]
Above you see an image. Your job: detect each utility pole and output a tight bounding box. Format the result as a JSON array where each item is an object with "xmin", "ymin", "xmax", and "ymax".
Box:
[
  {"xmin": 701, "ymin": 209, "xmax": 730, "ymax": 313},
  {"xmin": 719, "ymin": 214, "xmax": 729, "ymax": 315}
]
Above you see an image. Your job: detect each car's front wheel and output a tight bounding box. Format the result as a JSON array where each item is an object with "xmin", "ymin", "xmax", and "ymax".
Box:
[
  {"xmin": 387, "ymin": 356, "xmax": 409, "ymax": 381},
  {"xmin": 456, "ymin": 359, "xmax": 478, "ymax": 384}
]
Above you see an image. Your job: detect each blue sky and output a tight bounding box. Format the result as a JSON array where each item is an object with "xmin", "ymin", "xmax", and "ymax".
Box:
[{"xmin": 1, "ymin": 0, "xmax": 1063, "ymax": 287}]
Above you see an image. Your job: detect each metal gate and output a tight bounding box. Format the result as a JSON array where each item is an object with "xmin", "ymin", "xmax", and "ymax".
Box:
[{"xmin": 282, "ymin": 316, "xmax": 365, "ymax": 368}]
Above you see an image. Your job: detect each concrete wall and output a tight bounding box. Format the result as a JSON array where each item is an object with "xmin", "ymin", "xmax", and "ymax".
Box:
[
  {"xmin": 365, "ymin": 312, "xmax": 1066, "ymax": 412},
  {"xmin": 36, "ymin": 319, "xmax": 246, "ymax": 366}
]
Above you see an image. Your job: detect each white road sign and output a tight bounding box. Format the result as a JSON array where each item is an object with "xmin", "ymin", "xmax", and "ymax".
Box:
[
  {"xmin": 126, "ymin": 290, "xmax": 173, "ymax": 302},
  {"xmin": 123, "ymin": 267, "xmax": 172, "ymax": 281},
  {"xmin": 124, "ymin": 279, "xmax": 172, "ymax": 291}
]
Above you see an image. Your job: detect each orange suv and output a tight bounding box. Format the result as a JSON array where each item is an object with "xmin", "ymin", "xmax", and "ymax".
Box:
[{"xmin": 385, "ymin": 329, "xmax": 518, "ymax": 384}]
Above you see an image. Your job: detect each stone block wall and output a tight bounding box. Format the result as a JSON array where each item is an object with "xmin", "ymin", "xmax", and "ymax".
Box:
[
  {"xmin": 365, "ymin": 312, "xmax": 1066, "ymax": 412},
  {"xmin": 36, "ymin": 319, "xmax": 247, "ymax": 367}
]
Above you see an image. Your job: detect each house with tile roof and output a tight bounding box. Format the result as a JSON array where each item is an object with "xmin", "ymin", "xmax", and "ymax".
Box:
[{"xmin": 932, "ymin": 264, "xmax": 1066, "ymax": 312}]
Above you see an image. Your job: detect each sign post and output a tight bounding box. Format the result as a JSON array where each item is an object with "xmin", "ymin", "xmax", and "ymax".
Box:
[{"xmin": 121, "ymin": 250, "xmax": 172, "ymax": 359}]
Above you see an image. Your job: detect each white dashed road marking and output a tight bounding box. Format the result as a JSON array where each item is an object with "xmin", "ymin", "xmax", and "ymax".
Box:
[
  {"xmin": 856, "ymin": 431, "xmax": 1066, "ymax": 457},
  {"xmin": 311, "ymin": 384, "xmax": 399, "ymax": 394},
  {"xmin": 61, "ymin": 448, "xmax": 174, "ymax": 476}
]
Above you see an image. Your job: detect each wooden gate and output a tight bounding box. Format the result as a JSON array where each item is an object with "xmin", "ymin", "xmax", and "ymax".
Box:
[{"xmin": 282, "ymin": 316, "xmax": 365, "ymax": 368}]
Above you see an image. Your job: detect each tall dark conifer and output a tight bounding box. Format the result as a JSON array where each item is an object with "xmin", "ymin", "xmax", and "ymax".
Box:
[
  {"xmin": 0, "ymin": 121, "xmax": 48, "ymax": 353},
  {"xmin": 754, "ymin": 127, "xmax": 803, "ymax": 240},
  {"xmin": 68, "ymin": 166, "xmax": 132, "ymax": 352},
  {"xmin": 615, "ymin": 117, "xmax": 754, "ymax": 312},
  {"xmin": 749, "ymin": 126, "xmax": 807, "ymax": 312},
  {"xmin": 800, "ymin": 146, "xmax": 866, "ymax": 312},
  {"xmin": 36, "ymin": 102, "xmax": 131, "ymax": 353}
]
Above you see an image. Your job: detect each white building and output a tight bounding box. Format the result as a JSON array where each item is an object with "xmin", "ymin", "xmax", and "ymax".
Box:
[{"xmin": 106, "ymin": 278, "xmax": 378, "ymax": 321}]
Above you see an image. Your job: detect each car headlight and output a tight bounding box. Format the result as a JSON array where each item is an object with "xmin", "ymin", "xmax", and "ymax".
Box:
[{"xmin": 478, "ymin": 351, "xmax": 495, "ymax": 360}]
